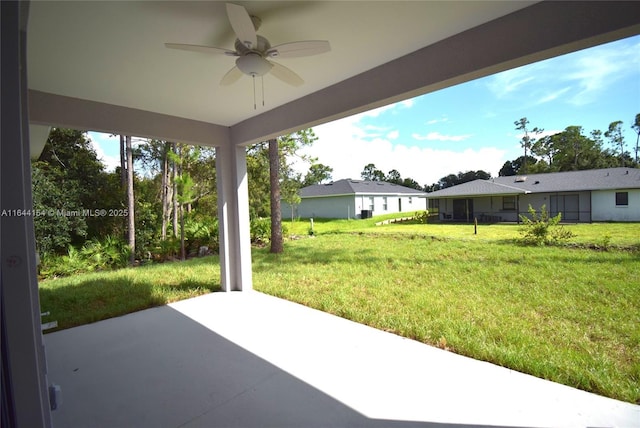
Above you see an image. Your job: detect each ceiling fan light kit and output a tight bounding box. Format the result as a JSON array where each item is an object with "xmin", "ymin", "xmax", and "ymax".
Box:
[
  {"xmin": 236, "ymin": 53, "xmax": 272, "ymax": 77},
  {"xmin": 165, "ymin": 2, "xmax": 330, "ymax": 107}
]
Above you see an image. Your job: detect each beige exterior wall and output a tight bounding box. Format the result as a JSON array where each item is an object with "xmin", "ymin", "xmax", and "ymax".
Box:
[{"xmin": 592, "ymin": 189, "xmax": 640, "ymax": 222}]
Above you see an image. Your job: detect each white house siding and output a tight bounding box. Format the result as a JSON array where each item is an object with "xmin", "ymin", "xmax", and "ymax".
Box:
[
  {"xmin": 285, "ymin": 195, "xmax": 356, "ymax": 219},
  {"xmin": 592, "ymin": 189, "xmax": 640, "ymax": 221},
  {"xmin": 356, "ymin": 194, "xmax": 425, "ymax": 217},
  {"xmin": 283, "ymin": 194, "xmax": 427, "ymax": 219}
]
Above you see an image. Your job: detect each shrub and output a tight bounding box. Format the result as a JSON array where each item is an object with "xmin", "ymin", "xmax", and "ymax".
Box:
[
  {"xmin": 519, "ymin": 204, "xmax": 575, "ymax": 246},
  {"xmin": 183, "ymin": 217, "xmax": 219, "ymax": 255},
  {"xmin": 80, "ymin": 235, "xmax": 131, "ymax": 270},
  {"xmin": 155, "ymin": 237, "xmax": 181, "ymax": 261},
  {"xmin": 250, "ymin": 217, "xmax": 289, "ymax": 244},
  {"xmin": 415, "ymin": 210, "xmax": 429, "ymax": 224},
  {"xmin": 250, "ymin": 217, "xmax": 271, "ymax": 244},
  {"xmin": 38, "ymin": 236, "xmax": 131, "ymax": 279}
]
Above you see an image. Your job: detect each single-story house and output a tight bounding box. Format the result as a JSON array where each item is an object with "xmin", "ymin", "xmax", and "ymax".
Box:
[
  {"xmin": 426, "ymin": 167, "xmax": 640, "ymax": 223},
  {"xmin": 283, "ymin": 179, "xmax": 427, "ymax": 219}
]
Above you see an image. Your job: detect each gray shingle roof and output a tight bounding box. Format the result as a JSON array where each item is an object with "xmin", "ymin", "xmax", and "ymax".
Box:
[
  {"xmin": 300, "ymin": 179, "xmax": 427, "ymax": 198},
  {"xmin": 427, "ymin": 167, "xmax": 640, "ymax": 198}
]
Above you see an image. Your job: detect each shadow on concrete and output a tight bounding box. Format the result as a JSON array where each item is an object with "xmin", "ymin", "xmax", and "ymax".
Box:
[
  {"xmin": 39, "ymin": 274, "xmax": 219, "ymax": 332},
  {"xmin": 44, "ymin": 303, "xmax": 511, "ymax": 428}
]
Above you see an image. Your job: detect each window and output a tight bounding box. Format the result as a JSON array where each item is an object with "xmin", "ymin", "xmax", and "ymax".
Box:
[
  {"xmin": 368, "ymin": 196, "xmax": 374, "ymax": 210},
  {"xmin": 428, "ymin": 199, "xmax": 439, "ymax": 214},
  {"xmin": 383, "ymin": 197, "xmax": 388, "ymax": 211},
  {"xmin": 503, "ymin": 196, "xmax": 516, "ymax": 211},
  {"xmin": 616, "ymin": 192, "xmax": 628, "ymax": 206}
]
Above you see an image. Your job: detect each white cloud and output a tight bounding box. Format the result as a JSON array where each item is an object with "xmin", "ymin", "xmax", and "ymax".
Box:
[
  {"xmin": 566, "ymin": 41, "xmax": 640, "ymax": 105},
  {"xmin": 485, "ymin": 36, "xmax": 640, "ymax": 106},
  {"xmin": 536, "ymin": 87, "xmax": 572, "ymax": 105},
  {"xmin": 426, "ymin": 116, "xmax": 448, "ymax": 125},
  {"xmin": 486, "ymin": 67, "xmax": 537, "ymax": 99},
  {"xmin": 400, "ymin": 99, "xmax": 414, "ymax": 108},
  {"xmin": 302, "ymin": 115, "xmax": 506, "ymax": 186},
  {"xmin": 411, "ymin": 132, "xmax": 472, "ymax": 142},
  {"xmin": 386, "ymin": 130, "xmax": 400, "ymax": 140},
  {"xmin": 360, "ymin": 99, "xmax": 415, "ymax": 118},
  {"xmin": 88, "ymin": 132, "xmax": 121, "ymax": 172}
]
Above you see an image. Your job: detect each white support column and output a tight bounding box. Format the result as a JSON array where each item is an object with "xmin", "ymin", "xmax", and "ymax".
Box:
[
  {"xmin": 216, "ymin": 142, "xmax": 252, "ymax": 292},
  {"xmin": 1, "ymin": 1, "xmax": 53, "ymax": 426}
]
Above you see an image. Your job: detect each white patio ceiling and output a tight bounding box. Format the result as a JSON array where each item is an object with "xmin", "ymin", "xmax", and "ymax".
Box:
[{"xmin": 27, "ymin": 1, "xmax": 640, "ymax": 148}]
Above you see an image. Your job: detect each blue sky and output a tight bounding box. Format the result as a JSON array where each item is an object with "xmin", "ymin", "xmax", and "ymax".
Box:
[{"xmin": 90, "ymin": 34, "xmax": 640, "ymax": 186}]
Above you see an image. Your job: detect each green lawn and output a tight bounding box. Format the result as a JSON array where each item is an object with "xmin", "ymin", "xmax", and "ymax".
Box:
[
  {"xmin": 39, "ymin": 258, "xmax": 219, "ymax": 329},
  {"xmin": 39, "ymin": 220, "xmax": 640, "ymax": 403}
]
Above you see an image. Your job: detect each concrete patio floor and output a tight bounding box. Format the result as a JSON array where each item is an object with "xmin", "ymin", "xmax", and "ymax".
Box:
[{"xmin": 44, "ymin": 291, "xmax": 639, "ymax": 428}]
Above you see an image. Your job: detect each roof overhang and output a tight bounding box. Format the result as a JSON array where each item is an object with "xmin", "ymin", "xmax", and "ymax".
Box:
[{"xmin": 25, "ymin": 1, "xmax": 640, "ymax": 151}]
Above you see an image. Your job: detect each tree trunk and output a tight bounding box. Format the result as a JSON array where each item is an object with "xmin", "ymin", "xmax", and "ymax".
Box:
[
  {"xmin": 172, "ymin": 142, "xmax": 179, "ymax": 238},
  {"xmin": 126, "ymin": 135, "xmax": 135, "ymax": 265},
  {"xmin": 269, "ymin": 138, "xmax": 283, "ymax": 253},
  {"xmin": 177, "ymin": 144, "xmax": 186, "ymax": 261},
  {"xmin": 160, "ymin": 143, "xmax": 170, "ymax": 240},
  {"xmin": 119, "ymin": 135, "xmax": 126, "ymax": 189},
  {"xmin": 180, "ymin": 204, "xmax": 185, "ymax": 261}
]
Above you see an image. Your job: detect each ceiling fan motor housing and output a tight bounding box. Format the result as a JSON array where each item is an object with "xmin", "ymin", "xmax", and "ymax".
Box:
[
  {"xmin": 235, "ymin": 35, "xmax": 273, "ymax": 77},
  {"xmin": 234, "ymin": 35, "xmax": 271, "ymax": 55}
]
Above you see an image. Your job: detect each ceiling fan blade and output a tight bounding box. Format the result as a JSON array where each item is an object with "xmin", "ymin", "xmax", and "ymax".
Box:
[
  {"xmin": 165, "ymin": 43, "xmax": 237, "ymax": 56},
  {"xmin": 269, "ymin": 61, "xmax": 304, "ymax": 87},
  {"xmin": 266, "ymin": 40, "xmax": 331, "ymax": 58},
  {"xmin": 220, "ymin": 66, "xmax": 243, "ymax": 86},
  {"xmin": 226, "ymin": 3, "xmax": 257, "ymax": 49}
]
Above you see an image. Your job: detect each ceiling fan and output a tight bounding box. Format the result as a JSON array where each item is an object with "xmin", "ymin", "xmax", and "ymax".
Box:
[{"xmin": 165, "ymin": 3, "xmax": 330, "ymax": 88}]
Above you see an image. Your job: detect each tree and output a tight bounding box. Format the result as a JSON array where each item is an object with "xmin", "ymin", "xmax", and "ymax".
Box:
[
  {"xmin": 119, "ymin": 135, "xmax": 126, "ymax": 188},
  {"xmin": 631, "ymin": 114, "xmax": 640, "ymax": 163},
  {"xmin": 246, "ymin": 129, "xmax": 317, "ymax": 250},
  {"xmin": 175, "ymin": 169, "xmax": 194, "ymax": 261},
  {"xmin": 361, "ymin": 163, "xmax": 385, "ymax": 181},
  {"xmin": 498, "ymin": 160, "xmax": 516, "ymax": 177},
  {"xmin": 35, "ymin": 128, "xmax": 121, "ymax": 248},
  {"xmin": 302, "ymin": 163, "xmax": 333, "ymax": 186},
  {"xmin": 386, "ymin": 169, "xmax": 402, "ymax": 184},
  {"xmin": 430, "ymin": 170, "xmax": 492, "ymax": 189},
  {"xmin": 160, "ymin": 142, "xmax": 174, "ymax": 240},
  {"xmin": 282, "ymin": 190, "xmax": 301, "ymax": 221},
  {"xmin": 401, "ymin": 177, "xmax": 422, "ymax": 190},
  {"xmin": 605, "ymin": 121, "xmax": 625, "ymax": 166},
  {"xmin": 140, "ymin": 140, "xmax": 173, "ymax": 240},
  {"xmin": 172, "ymin": 141, "xmax": 179, "ymax": 238},
  {"xmin": 246, "ymin": 143, "xmax": 272, "ymax": 218},
  {"xmin": 514, "ymin": 117, "xmax": 543, "ymax": 174},
  {"xmin": 125, "ymin": 135, "xmax": 136, "ymax": 265},
  {"xmin": 552, "ymin": 126, "xmax": 616, "ymax": 171},
  {"xmin": 273, "ymin": 130, "xmax": 317, "ymax": 251},
  {"xmin": 31, "ymin": 162, "xmax": 88, "ymax": 254},
  {"xmin": 268, "ymin": 138, "xmax": 283, "ymax": 253},
  {"xmin": 531, "ymin": 135, "xmax": 558, "ymax": 170},
  {"xmin": 168, "ymin": 143, "xmax": 208, "ymax": 259}
]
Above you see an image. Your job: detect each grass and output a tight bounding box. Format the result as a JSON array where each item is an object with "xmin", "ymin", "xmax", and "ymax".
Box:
[
  {"xmin": 39, "ymin": 257, "xmax": 220, "ymax": 330},
  {"xmin": 39, "ymin": 219, "xmax": 640, "ymax": 403}
]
